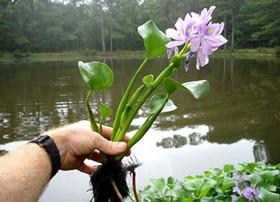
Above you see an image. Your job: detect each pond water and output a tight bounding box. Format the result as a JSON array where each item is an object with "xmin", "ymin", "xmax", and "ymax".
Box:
[{"xmin": 0, "ymin": 56, "xmax": 279, "ymax": 201}]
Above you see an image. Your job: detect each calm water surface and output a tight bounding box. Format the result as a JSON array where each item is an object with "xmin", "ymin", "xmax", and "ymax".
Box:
[{"xmin": 0, "ymin": 56, "xmax": 279, "ymax": 201}]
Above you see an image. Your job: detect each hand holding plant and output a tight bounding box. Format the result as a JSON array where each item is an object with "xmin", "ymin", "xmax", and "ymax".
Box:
[{"xmin": 78, "ymin": 6, "xmax": 227, "ymax": 202}]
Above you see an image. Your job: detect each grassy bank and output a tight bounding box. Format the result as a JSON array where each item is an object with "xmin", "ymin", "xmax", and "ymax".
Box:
[
  {"xmin": 0, "ymin": 48, "xmax": 279, "ymax": 62},
  {"xmin": 0, "ymin": 50, "xmax": 147, "ymax": 62}
]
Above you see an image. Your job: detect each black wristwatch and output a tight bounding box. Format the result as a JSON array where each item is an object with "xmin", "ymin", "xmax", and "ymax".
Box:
[{"xmin": 29, "ymin": 135, "xmax": 61, "ymax": 177}]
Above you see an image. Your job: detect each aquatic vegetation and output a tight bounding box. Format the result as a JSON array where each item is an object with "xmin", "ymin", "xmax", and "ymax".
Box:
[{"xmin": 128, "ymin": 162, "xmax": 280, "ymax": 202}]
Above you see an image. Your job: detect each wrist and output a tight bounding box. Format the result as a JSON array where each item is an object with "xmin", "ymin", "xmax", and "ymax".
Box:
[
  {"xmin": 29, "ymin": 135, "xmax": 61, "ymax": 177},
  {"xmin": 47, "ymin": 130, "xmax": 68, "ymax": 168}
]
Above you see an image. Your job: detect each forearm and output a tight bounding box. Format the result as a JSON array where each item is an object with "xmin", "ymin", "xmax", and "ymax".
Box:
[{"xmin": 0, "ymin": 143, "xmax": 52, "ymax": 202}]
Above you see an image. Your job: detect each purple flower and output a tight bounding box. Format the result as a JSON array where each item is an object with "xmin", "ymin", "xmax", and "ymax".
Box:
[
  {"xmin": 242, "ymin": 186, "xmax": 254, "ymax": 201},
  {"xmin": 233, "ymin": 172, "xmax": 249, "ymax": 181},
  {"xmin": 165, "ymin": 6, "xmax": 227, "ymax": 70},
  {"xmin": 184, "ymin": 51, "xmax": 194, "ymax": 71},
  {"xmin": 231, "ymin": 195, "xmax": 239, "ymax": 202},
  {"xmin": 165, "ymin": 14, "xmax": 196, "ymax": 49},
  {"xmin": 233, "ymin": 172, "xmax": 241, "ymax": 180},
  {"xmin": 233, "ymin": 183, "xmax": 242, "ymax": 195}
]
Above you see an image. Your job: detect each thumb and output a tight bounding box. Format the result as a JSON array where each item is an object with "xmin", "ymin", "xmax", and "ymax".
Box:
[{"xmin": 94, "ymin": 135, "xmax": 127, "ymax": 155}]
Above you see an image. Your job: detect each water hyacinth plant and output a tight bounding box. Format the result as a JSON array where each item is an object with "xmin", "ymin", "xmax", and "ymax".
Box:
[
  {"xmin": 129, "ymin": 162, "xmax": 280, "ymax": 201},
  {"xmin": 78, "ymin": 6, "xmax": 227, "ymax": 202}
]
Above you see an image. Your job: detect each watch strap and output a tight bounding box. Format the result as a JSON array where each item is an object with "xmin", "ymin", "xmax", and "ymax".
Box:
[{"xmin": 29, "ymin": 135, "xmax": 61, "ymax": 177}]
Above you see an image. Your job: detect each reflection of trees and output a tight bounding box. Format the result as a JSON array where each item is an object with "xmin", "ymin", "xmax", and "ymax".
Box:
[
  {"xmin": 157, "ymin": 134, "xmax": 187, "ymax": 148},
  {"xmin": 253, "ymin": 141, "xmax": 268, "ymax": 163},
  {"xmin": 151, "ymin": 57, "xmax": 280, "ymax": 164},
  {"xmin": 156, "ymin": 132, "xmax": 208, "ymax": 149}
]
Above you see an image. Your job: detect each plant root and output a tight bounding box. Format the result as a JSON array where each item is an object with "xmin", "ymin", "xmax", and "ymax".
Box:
[{"xmin": 90, "ymin": 158, "xmax": 141, "ymax": 202}]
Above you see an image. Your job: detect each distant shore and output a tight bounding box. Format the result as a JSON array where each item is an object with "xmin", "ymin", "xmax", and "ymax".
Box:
[{"xmin": 0, "ymin": 48, "xmax": 279, "ymax": 63}]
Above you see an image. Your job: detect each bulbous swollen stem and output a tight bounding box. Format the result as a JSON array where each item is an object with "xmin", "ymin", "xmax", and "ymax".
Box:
[
  {"xmin": 111, "ymin": 57, "xmax": 149, "ymax": 141},
  {"xmin": 114, "ymin": 63, "xmax": 175, "ymax": 142},
  {"xmin": 115, "ymin": 94, "xmax": 170, "ymax": 161}
]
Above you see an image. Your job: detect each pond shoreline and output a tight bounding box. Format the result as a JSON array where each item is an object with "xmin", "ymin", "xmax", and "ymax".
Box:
[{"xmin": 0, "ymin": 48, "xmax": 279, "ymax": 63}]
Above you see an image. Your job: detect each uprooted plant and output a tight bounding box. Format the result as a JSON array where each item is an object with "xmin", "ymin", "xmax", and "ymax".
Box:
[{"xmin": 78, "ymin": 5, "xmax": 227, "ymax": 202}]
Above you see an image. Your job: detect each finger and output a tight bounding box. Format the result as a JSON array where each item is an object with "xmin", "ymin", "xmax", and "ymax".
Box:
[
  {"xmin": 100, "ymin": 125, "xmax": 113, "ymax": 139},
  {"xmin": 101, "ymin": 125, "xmax": 130, "ymax": 143},
  {"xmin": 87, "ymin": 151, "xmax": 103, "ymax": 163},
  {"xmin": 78, "ymin": 163, "xmax": 97, "ymax": 174},
  {"xmin": 94, "ymin": 135, "xmax": 127, "ymax": 155}
]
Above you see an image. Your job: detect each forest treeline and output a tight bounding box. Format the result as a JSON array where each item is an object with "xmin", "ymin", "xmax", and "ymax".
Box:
[{"xmin": 0, "ymin": 0, "xmax": 279, "ymax": 53}]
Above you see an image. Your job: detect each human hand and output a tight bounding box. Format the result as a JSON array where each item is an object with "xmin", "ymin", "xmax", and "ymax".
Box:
[{"xmin": 46, "ymin": 120, "xmax": 129, "ymax": 174}]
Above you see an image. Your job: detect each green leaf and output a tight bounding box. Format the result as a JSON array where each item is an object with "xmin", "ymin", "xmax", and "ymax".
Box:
[
  {"xmin": 221, "ymin": 179, "xmax": 235, "ymax": 193},
  {"xmin": 259, "ymin": 187, "xmax": 280, "ymax": 202},
  {"xmin": 259, "ymin": 183, "xmax": 277, "ymax": 192},
  {"xmin": 164, "ymin": 78, "xmax": 209, "ymax": 99},
  {"xmin": 248, "ymin": 173, "xmax": 263, "ymax": 185},
  {"xmin": 150, "ymin": 178, "xmax": 165, "ymax": 193},
  {"xmin": 137, "ymin": 20, "xmax": 171, "ymax": 59},
  {"xmin": 78, "ymin": 61, "xmax": 113, "ymax": 90},
  {"xmin": 201, "ymin": 197, "xmax": 215, "ymax": 202},
  {"xmin": 143, "ymin": 74, "xmax": 154, "ymax": 87},
  {"xmin": 150, "ymin": 93, "xmax": 177, "ymax": 113},
  {"xmin": 200, "ymin": 179, "xmax": 217, "ymax": 197},
  {"xmin": 223, "ymin": 164, "xmax": 234, "ymax": 173},
  {"xmin": 99, "ymin": 103, "xmax": 113, "ymax": 117},
  {"xmin": 172, "ymin": 188, "xmax": 189, "ymax": 199},
  {"xmin": 180, "ymin": 197, "xmax": 197, "ymax": 202},
  {"xmin": 182, "ymin": 178, "xmax": 205, "ymax": 196},
  {"xmin": 167, "ymin": 176, "xmax": 177, "ymax": 190}
]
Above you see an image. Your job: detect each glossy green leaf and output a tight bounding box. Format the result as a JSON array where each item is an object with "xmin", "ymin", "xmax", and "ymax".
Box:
[
  {"xmin": 150, "ymin": 178, "xmax": 165, "ymax": 192},
  {"xmin": 182, "ymin": 178, "xmax": 205, "ymax": 192},
  {"xmin": 164, "ymin": 78, "xmax": 209, "ymax": 99},
  {"xmin": 78, "ymin": 61, "xmax": 113, "ymax": 90},
  {"xmin": 150, "ymin": 93, "xmax": 177, "ymax": 113},
  {"xmin": 200, "ymin": 179, "xmax": 217, "ymax": 197},
  {"xmin": 167, "ymin": 176, "xmax": 177, "ymax": 190},
  {"xmin": 143, "ymin": 74, "xmax": 154, "ymax": 87},
  {"xmin": 172, "ymin": 188, "xmax": 189, "ymax": 199},
  {"xmin": 249, "ymin": 173, "xmax": 263, "ymax": 185},
  {"xmin": 99, "ymin": 103, "xmax": 113, "ymax": 117},
  {"xmin": 201, "ymin": 197, "xmax": 215, "ymax": 202},
  {"xmin": 221, "ymin": 179, "xmax": 235, "ymax": 193},
  {"xmin": 259, "ymin": 187, "xmax": 280, "ymax": 202},
  {"xmin": 137, "ymin": 20, "xmax": 171, "ymax": 59}
]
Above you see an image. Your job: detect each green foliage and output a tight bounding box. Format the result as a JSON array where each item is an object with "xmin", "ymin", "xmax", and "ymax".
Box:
[
  {"xmin": 78, "ymin": 61, "xmax": 113, "ymax": 91},
  {"xmin": 137, "ymin": 20, "xmax": 170, "ymax": 59},
  {"xmin": 1, "ymin": 0, "xmax": 278, "ymax": 53},
  {"xmin": 143, "ymin": 74, "xmax": 154, "ymax": 87},
  {"xmin": 149, "ymin": 93, "xmax": 177, "ymax": 113},
  {"xmin": 99, "ymin": 103, "xmax": 113, "ymax": 118},
  {"xmin": 164, "ymin": 78, "xmax": 209, "ymax": 99},
  {"xmin": 129, "ymin": 163, "xmax": 280, "ymax": 201}
]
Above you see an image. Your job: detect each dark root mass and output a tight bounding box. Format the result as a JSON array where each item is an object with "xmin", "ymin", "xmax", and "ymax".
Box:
[{"xmin": 90, "ymin": 158, "xmax": 140, "ymax": 202}]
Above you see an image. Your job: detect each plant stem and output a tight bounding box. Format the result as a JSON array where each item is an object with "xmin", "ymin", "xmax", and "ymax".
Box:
[
  {"xmin": 86, "ymin": 90, "xmax": 107, "ymax": 162},
  {"xmin": 111, "ymin": 57, "xmax": 149, "ymax": 141},
  {"xmin": 115, "ymin": 94, "xmax": 170, "ymax": 160},
  {"xmin": 132, "ymin": 170, "xmax": 140, "ymax": 202},
  {"xmin": 111, "ymin": 179, "xmax": 125, "ymax": 202},
  {"xmin": 114, "ymin": 63, "xmax": 174, "ymax": 142},
  {"xmin": 86, "ymin": 89, "xmax": 98, "ymax": 132}
]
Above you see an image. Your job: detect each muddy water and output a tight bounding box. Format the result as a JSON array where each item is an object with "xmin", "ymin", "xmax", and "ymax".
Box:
[{"xmin": 0, "ymin": 56, "xmax": 279, "ymax": 201}]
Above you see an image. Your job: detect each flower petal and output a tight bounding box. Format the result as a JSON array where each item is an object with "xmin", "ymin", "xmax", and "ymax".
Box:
[
  {"xmin": 190, "ymin": 36, "xmax": 200, "ymax": 52},
  {"xmin": 165, "ymin": 40, "xmax": 185, "ymax": 49},
  {"xmin": 166, "ymin": 28, "xmax": 180, "ymax": 40}
]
